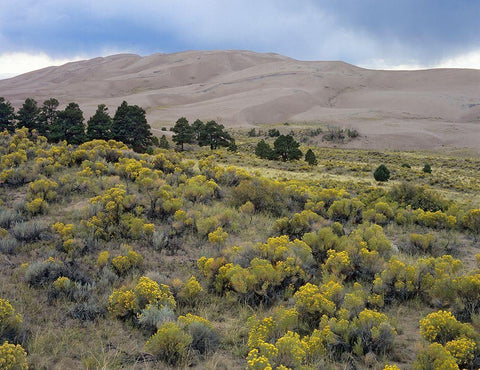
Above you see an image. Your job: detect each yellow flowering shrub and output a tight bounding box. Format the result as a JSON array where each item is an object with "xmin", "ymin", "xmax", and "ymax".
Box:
[
  {"xmin": 275, "ymin": 331, "xmax": 308, "ymax": 368},
  {"xmin": 182, "ymin": 175, "xmax": 219, "ymax": 202},
  {"xmin": 351, "ymin": 309, "xmax": 397, "ymax": 354},
  {"xmin": 96, "ymin": 251, "xmax": 110, "ymax": 268},
  {"xmin": 410, "ymin": 233, "xmax": 435, "ymax": 253},
  {"xmin": 273, "ymin": 210, "xmax": 322, "ymax": 239},
  {"xmin": 294, "ymin": 283, "xmax": 336, "ymax": 326},
  {"xmin": 108, "ymin": 286, "xmax": 136, "ymax": 318},
  {"xmin": 134, "ymin": 276, "xmax": 176, "ymax": 310},
  {"xmin": 383, "ymin": 365, "xmax": 400, "ymax": 370},
  {"xmin": 0, "ymin": 298, "xmax": 22, "ymax": 336},
  {"xmin": 415, "ymin": 209, "xmax": 456, "ymax": 229},
  {"xmin": 25, "ymin": 197, "xmax": 47, "ymax": 215},
  {"xmin": 246, "ymin": 349, "xmax": 273, "ymax": 370},
  {"xmin": 463, "ymin": 209, "xmax": 480, "ymax": 239},
  {"xmin": 111, "ymin": 250, "xmax": 143, "ymax": 275},
  {"xmin": 327, "ymin": 198, "xmax": 364, "ymax": 223},
  {"xmin": 208, "ymin": 227, "xmax": 228, "ymax": 246},
  {"xmin": 445, "ymin": 337, "xmax": 476, "ymax": 368},
  {"xmin": 145, "ymin": 322, "xmax": 192, "ymax": 366},
  {"xmin": 419, "ymin": 310, "xmax": 474, "ymax": 345},
  {"xmin": 414, "ymin": 343, "xmax": 459, "ymax": 370},
  {"xmin": 0, "ymin": 341, "xmax": 28, "ymax": 370},
  {"xmin": 324, "ymin": 249, "xmax": 352, "ymax": 277},
  {"xmin": 26, "ymin": 178, "xmax": 58, "ymax": 202},
  {"xmin": 178, "ymin": 313, "xmax": 213, "ymax": 329},
  {"xmin": 52, "ymin": 276, "xmax": 74, "ymax": 293},
  {"xmin": 177, "ymin": 276, "xmax": 203, "ymax": 304}
]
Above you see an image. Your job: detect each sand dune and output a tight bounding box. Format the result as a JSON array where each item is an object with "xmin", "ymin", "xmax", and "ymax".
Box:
[{"xmin": 1, "ymin": 50, "xmax": 480, "ymax": 151}]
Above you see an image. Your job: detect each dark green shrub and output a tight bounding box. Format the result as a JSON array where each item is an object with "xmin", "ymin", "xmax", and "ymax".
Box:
[
  {"xmin": 423, "ymin": 164, "xmax": 432, "ymax": 173},
  {"xmin": 373, "ymin": 164, "xmax": 390, "ymax": 182},
  {"xmin": 304, "ymin": 149, "xmax": 318, "ymax": 165}
]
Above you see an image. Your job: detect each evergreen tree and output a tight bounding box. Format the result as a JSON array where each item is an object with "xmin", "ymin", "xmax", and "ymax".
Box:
[
  {"xmin": 50, "ymin": 102, "xmax": 86, "ymax": 144},
  {"xmin": 374, "ymin": 164, "xmax": 390, "ymax": 182},
  {"xmin": 0, "ymin": 97, "xmax": 16, "ymax": 133},
  {"xmin": 171, "ymin": 117, "xmax": 194, "ymax": 151},
  {"xmin": 255, "ymin": 139, "xmax": 275, "ymax": 159},
  {"xmin": 191, "ymin": 119, "xmax": 205, "ymax": 141},
  {"xmin": 111, "ymin": 101, "xmax": 153, "ymax": 152},
  {"xmin": 273, "ymin": 134, "xmax": 302, "ymax": 161},
  {"xmin": 87, "ymin": 104, "xmax": 112, "ymax": 140},
  {"xmin": 17, "ymin": 98, "xmax": 40, "ymax": 132},
  {"xmin": 227, "ymin": 139, "xmax": 238, "ymax": 152},
  {"xmin": 304, "ymin": 149, "xmax": 318, "ymax": 165},
  {"xmin": 159, "ymin": 135, "xmax": 170, "ymax": 149},
  {"xmin": 38, "ymin": 98, "xmax": 59, "ymax": 138},
  {"xmin": 198, "ymin": 120, "xmax": 232, "ymax": 149}
]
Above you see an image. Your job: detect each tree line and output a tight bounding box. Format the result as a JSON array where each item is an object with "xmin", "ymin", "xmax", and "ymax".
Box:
[
  {"xmin": 0, "ymin": 97, "xmax": 155, "ymax": 152},
  {"xmin": 171, "ymin": 117, "xmax": 236, "ymax": 151}
]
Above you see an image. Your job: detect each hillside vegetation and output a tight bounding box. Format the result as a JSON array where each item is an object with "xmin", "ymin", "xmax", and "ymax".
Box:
[{"xmin": 1, "ymin": 126, "xmax": 480, "ymax": 369}]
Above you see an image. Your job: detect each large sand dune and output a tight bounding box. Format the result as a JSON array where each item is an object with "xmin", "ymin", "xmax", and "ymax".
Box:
[{"xmin": 1, "ymin": 50, "xmax": 480, "ymax": 150}]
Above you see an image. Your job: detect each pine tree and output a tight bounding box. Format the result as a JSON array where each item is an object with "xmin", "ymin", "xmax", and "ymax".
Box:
[
  {"xmin": 198, "ymin": 120, "xmax": 232, "ymax": 149},
  {"xmin": 111, "ymin": 101, "xmax": 153, "ymax": 152},
  {"xmin": 273, "ymin": 134, "xmax": 302, "ymax": 161},
  {"xmin": 304, "ymin": 149, "xmax": 318, "ymax": 165},
  {"xmin": 255, "ymin": 139, "xmax": 274, "ymax": 159},
  {"xmin": 159, "ymin": 135, "xmax": 170, "ymax": 149},
  {"xmin": 50, "ymin": 102, "xmax": 86, "ymax": 144},
  {"xmin": 0, "ymin": 97, "xmax": 16, "ymax": 133},
  {"xmin": 17, "ymin": 98, "xmax": 40, "ymax": 132},
  {"xmin": 38, "ymin": 98, "xmax": 59, "ymax": 138},
  {"xmin": 191, "ymin": 119, "xmax": 205, "ymax": 142},
  {"xmin": 87, "ymin": 104, "xmax": 112, "ymax": 140},
  {"xmin": 171, "ymin": 117, "xmax": 194, "ymax": 151}
]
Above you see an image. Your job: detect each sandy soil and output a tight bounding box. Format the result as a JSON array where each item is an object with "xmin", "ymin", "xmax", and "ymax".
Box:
[{"xmin": 1, "ymin": 50, "xmax": 479, "ymax": 151}]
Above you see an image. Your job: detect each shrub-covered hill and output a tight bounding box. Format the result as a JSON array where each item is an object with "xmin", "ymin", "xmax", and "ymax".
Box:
[{"xmin": 1, "ymin": 127, "xmax": 480, "ymax": 369}]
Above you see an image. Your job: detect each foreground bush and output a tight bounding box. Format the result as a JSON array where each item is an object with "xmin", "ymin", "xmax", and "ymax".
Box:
[
  {"xmin": 0, "ymin": 341, "xmax": 28, "ymax": 370},
  {"xmin": 0, "ymin": 299, "xmax": 22, "ymax": 340},
  {"xmin": 145, "ymin": 322, "xmax": 192, "ymax": 366}
]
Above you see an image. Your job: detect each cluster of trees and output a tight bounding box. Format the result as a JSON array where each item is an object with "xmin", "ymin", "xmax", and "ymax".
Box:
[
  {"xmin": 0, "ymin": 97, "xmax": 155, "ymax": 152},
  {"xmin": 171, "ymin": 117, "xmax": 235, "ymax": 151},
  {"xmin": 255, "ymin": 134, "xmax": 318, "ymax": 164}
]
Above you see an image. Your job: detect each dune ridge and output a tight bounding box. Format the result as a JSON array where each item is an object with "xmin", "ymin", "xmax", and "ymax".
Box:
[{"xmin": 1, "ymin": 50, "xmax": 480, "ymax": 151}]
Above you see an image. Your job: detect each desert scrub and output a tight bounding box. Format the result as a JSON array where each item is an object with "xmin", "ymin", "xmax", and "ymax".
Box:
[
  {"xmin": 0, "ymin": 299, "xmax": 22, "ymax": 340},
  {"xmin": 176, "ymin": 276, "xmax": 204, "ymax": 306},
  {"xmin": 208, "ymin": 226, "xmax": 228, "ymax": 247},
  {"xmin": 11, "ymin": 221, "xmax": 47, "ymax": 242},
  {"xmin": 108, "ymin": 286, "xmax": 136, "ymax": 319},
  {"xmin": 178, "ymin": 314, "xmax": 219, "ymax": 354},
  {"xmin": 134, "ymin": 276, "xmax": 176, "ymax": 310},
  {"xmin": 419, "ymin": 310, "xmax": 475, "ymax": 345},
  {"xmin": 111, "ymin": 249, "xmax": 143, "ymax": 275},
  {"xmin": 444, "ymin": 337, "xmax": 476, "ymax": 368},
  {"xmin": 144, "ymin": 322, "xmax": 192, "ymax": 366},
  {"xmin": 414, "ymin": 343, "xmax": 459, "ymax": 370},
  {"xmin": 0, "ymin": 341, "xmax": 28, "ymax": 370}
]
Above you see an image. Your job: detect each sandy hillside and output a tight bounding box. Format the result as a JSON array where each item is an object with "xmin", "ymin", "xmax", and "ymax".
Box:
[{"xmin": 1, "ymin": 50, "xmax": 480, "ymax": 151}]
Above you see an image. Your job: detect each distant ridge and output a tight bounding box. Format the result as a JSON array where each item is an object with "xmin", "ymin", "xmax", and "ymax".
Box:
[{"xmin": 1, "ymin": 50, "xmax": 480, "ymax": 151}]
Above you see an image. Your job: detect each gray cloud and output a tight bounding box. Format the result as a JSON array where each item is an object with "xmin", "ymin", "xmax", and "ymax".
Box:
[{"xmin": 0, "ymin": 0, "xmax": 479, "ymax": 67}]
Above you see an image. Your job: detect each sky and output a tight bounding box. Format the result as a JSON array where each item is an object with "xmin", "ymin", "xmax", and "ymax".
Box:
[{"xmin": 1, "ymin": 0, "xmax": 480, "ymax": 79}]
